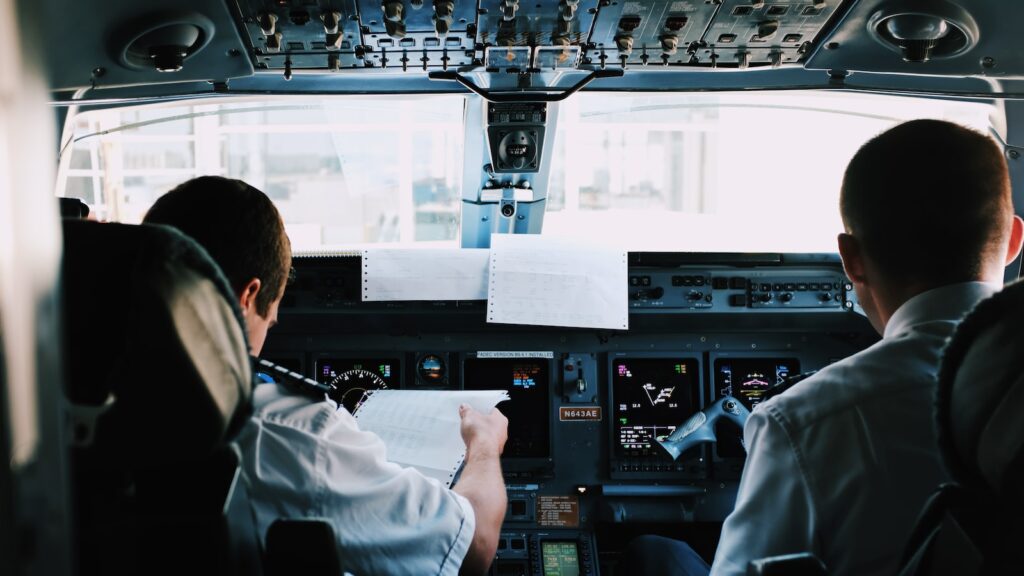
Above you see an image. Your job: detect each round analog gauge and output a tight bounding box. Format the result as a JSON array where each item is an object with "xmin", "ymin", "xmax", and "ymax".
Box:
[
  {"xmin": 417, "ymin": 354, "xmax": 446, "ymax": 384},
  {"xmin": 329, "ymin": 369, "xmax": 387, "ymax": 412}
]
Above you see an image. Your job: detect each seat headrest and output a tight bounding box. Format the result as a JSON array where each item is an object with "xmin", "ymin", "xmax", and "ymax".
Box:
[
  {"xmin": 936, "ymin": 279, "xmax": 1024, "ymax": 505},
  {"xmin": 62, "ymin": 220, "xmax": 252, "ymax": 465}
]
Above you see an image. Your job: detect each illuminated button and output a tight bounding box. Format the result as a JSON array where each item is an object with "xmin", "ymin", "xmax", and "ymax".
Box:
[
  {"xmin": 773, "ymin": 283, "xmax": 783, "ymax": 291},
  {"xmin": 630, "ymin": 276, "xmax": 641, "ymax": 286},
  {"xmin": 796, "ymin": 283, "xmax": 808, "ymax": 291},
  {"xmin": 641, "ymin": 276, "xmax": 651, "ymax": 286},
  {"xmin": 694, "ymin": 276, "xmax": 706, "ymax": 286},
  {"xmin": 424, "ymin": 37, "xmax": 441, "ymax": 47},
  {"xmin": 809, "ymin": 282, "xmax": 820, "ymax": 290},
  {"xmin": 718, "ymin": 33, "xmax": 738, "ymax": 44},
  {"xmin": 783, "ymin": 33, "xmax": 803, "ymax": 43},
  {"xmin": 760, "ymin": 283, "xmax": 771, "ymax": 292},
  {"xmin": 784, "ymin": 283, "xmax": 796, "ymax": 291}
]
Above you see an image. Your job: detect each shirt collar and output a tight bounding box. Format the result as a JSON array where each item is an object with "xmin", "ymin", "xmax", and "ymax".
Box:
[{"xmin": 883, "ymin": 281, "xmax": 1001, "ymax": 339}]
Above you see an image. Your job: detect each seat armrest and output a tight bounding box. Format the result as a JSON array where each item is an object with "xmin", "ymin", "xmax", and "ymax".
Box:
[{"xmin": 747, "ymin": 552, "xmax": 827, "ymax": 576}]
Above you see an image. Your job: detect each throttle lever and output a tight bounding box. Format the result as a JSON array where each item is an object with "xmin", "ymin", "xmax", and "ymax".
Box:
[{"xmin": 657, "ymin": 396, "xmax": 750, "ymax": 460}]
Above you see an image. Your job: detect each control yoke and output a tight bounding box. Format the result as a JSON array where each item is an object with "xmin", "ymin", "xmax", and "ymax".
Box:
[{"xmin": 657, "ymin": 396, "xmax": 750, "ymax": 460}]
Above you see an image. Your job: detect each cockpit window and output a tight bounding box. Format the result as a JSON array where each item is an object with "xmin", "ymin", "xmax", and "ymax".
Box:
[
  {"xmin": 59, "ymin": 92, "xmax": 991, "ymax": 253},
  {"xmin": 60, "ymin": 97, "xmax": 466, "ymax": 250},
  {"xmin": 544, "ymin": 92, "xmax": 993, "ymax": 252}
]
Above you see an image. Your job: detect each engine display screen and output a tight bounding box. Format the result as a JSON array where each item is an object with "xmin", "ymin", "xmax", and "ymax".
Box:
[
  {"xmin": 316, "ymin": 358, "xmax": 399, "ymax": 413},
  {"xmin": 714, "ymin": 357, "xmax": 799, "ymax": 457},
  {"xmin": 463, "ymin": 357, "xmax": 550, "ymax": 458},
  {"xmin": 612, "ymin": 357, "xmax": 700, "ymax": 457},
  {"xmin": 541, "ymin": 541, "xmax": 580, "ymax": 576}
]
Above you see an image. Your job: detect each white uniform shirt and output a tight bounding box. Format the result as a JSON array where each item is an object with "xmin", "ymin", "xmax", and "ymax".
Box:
[
  {"xmin": 710, "ymin": 282, "xmax": 998, "ymax": 576},
  {"xmin": 235, "ymin": 383, "xmax": 476, "ymax": 576}
]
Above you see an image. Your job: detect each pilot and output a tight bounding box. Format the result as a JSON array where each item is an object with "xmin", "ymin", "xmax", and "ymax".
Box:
[
  {"xmin": 626, "ymin": 119, "xmax": 1024, "ymax": 575},
  {"xmin": 143, "ymin": 176, "xmax": 509, "ymax": 576}
]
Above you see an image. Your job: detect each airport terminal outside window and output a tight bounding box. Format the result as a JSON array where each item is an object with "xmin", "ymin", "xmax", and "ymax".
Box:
[
  {"xmin": 58, "ymin": 92, "xmax": 991, "ymax": 253},
  {"xmin": 59, "ymin": 97, "xmax": 465, "ymax": 250},
  {"xmin": 545, "ymin": 92, "xmax": 992, "ymax": 252}
]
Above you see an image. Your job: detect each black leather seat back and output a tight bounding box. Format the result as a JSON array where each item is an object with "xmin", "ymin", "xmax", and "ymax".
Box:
[
  {"xmin": 900, "ymin": 280, "xmax": 1024, "ymax": 575},
  {"xmin": 62, "ymin": 220, "xmax": 255, "ymax": 574},
  {"xmin": 63, "ymin": 220, "xmax": 252, "ymax": 462}
]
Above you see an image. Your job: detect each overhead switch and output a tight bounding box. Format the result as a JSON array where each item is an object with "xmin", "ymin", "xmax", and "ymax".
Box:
[
  {"xmin": 560, "ymin": 0, "xmax": 579, "ymax": 22},
  {"xmin": 433, "ymin": 0, "xmax": 455, "ymax": 38},
  {"xmin": 615, "ymin": 35, "xmax": 634, "ymax": 56},
  {"xmin": 754, "ymin": 20, "xmax": 779, "ymax": 41},
  {"xmin": 321, "ymin": 11, "xmax": 341, "ymax": 34},
  {"xmin": 382, "ymin": 0, "xmax": 407, "ymax": 38},
  {"xmin": 660, "ymin": 35, "xmax": 679, "ymax": 56},
  {"xmin": 501, "ymin": 0, "xmax": 519, "ymax": 22},
  {"xmin": 258, "ymin": 12, "xmax": 278, "ymax": 36}
]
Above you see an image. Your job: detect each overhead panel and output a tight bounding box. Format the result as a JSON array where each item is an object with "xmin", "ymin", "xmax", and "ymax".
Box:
[
  {"xmin": 237, "ymin": 0, "xmax": 364, "ymax": 72},
  {"xmin": 231, "ymin": 0, "xmax": 852, "ymax": 73},
  {"xmin": 585, "ymin": 0, "xmax": 718, "ymax": 67},
  {"xmin": 475, "ymin": 0, "xmax": 600, "ymax": 49},
  {"xmin": 703, "ymin": 0, "xmax": 842, "ymax": 69},
  {"xmin": 353, "ymin": 0, "xmax": 477, "ymax": 69}
]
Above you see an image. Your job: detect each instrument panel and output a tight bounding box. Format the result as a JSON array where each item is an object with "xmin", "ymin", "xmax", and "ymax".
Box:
[{"xmin": 263, "ymin": 252, "xmax": 876, "ymax": 574}]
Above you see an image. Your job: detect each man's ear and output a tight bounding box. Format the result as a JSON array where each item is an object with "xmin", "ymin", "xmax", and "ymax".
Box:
[
  {"xmin": 1004, "ymin": 215, "xmax": 1024, "ymax": 266},
  {"xmin": 838, "ymin": 233, "xmax": 868, "ymax": 286},
  {"xmin": 238, "ymin": 277, "xmax": 263, "ymax": 313}
]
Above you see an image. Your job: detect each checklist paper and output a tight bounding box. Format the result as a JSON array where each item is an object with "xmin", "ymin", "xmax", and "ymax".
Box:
[
  {"xmin": 487, "ymin": 234, "xmax": 629, "ymax": 330},
  {"xmin": 354, "ymin": 389, "xmax": 510, "ymax": 487},
  {"xmin": 362, "ymin": 248, "xmax": 490, "ymax": 301}
]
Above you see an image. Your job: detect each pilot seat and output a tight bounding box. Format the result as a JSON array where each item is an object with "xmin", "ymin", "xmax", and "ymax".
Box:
[
  {"xmin": 62, "ymin": 219, "xmax": 259, "ymax": 575},
  {"xmin": 898, "ymin": 279, "xmax": 1024, "ymax": 575}
]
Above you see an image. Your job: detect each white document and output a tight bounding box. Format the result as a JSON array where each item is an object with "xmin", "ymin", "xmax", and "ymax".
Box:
[
  {"xmin": 353, "ymin": 389, "xmax": 509, "ymax": 486},
  {"xmin": 362, "ymin": 248, "xmax": 490, "ymax": 301},
  {"xmin": 487, "ymin": 234, "xmax": 629, "ymax": 330}
]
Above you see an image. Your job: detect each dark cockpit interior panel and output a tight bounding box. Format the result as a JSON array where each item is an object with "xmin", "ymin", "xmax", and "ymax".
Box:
[{"xmin": 260, "ymin": 251, "xmax": 876, "ymax": 573}]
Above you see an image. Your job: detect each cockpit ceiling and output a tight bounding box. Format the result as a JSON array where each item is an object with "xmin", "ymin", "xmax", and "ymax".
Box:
[{"xmin": 42, "ymin": 0, "xmax": 1024, "ymax": 100}]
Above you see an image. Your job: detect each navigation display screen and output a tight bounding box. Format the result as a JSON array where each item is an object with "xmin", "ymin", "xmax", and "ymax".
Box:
[
  {"xmin": 714, "ymin": 357, "xmax": 799, "ymax": 457},
  {"xmin": 316, "ymin": 358, "xmax": 399, "ymax": 413},
  {"xmin": 463, "ymin": 357, "xmax": 550, "ymax": 458},
  {"xmin": 612, "ymin": 357, "xmax": 700, "ymax": 457},
  {"xmin": 541, "ymin": 541, "xmax": 580, "ymax": 576}
]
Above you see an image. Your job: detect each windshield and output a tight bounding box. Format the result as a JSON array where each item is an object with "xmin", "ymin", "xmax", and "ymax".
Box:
[{"xmin": 59, "ymin": 92, "xmax": 992, "ymax": 253}]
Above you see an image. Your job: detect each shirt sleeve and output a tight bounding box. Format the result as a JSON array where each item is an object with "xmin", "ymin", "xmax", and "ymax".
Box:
[
  {"xmin": 249, "ymin": 403, "xmax": 476, "ymax": 576},
  {"xmin": 709, "ymin": 404, "xmax": 818, "ymax": 576}
]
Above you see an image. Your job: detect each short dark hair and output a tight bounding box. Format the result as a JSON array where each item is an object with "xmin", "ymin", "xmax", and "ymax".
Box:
[
  {"xmin": 143, "ymin": 176, "xmax": 291, "ymax": 316},
  {"xmin": 841, "ymin": 119, "xmax": 1012, "ymax": 284}
]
